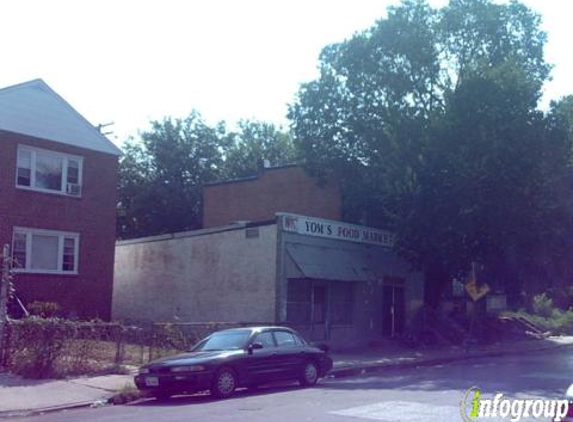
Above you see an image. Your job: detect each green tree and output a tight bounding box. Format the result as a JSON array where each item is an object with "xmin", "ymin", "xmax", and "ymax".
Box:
[
  {"xmin": 117, "ymin": 114, "xmax": 296, "ymax": 239},
  {"xmin": 117, "ymin": 112, "xmax": 229, "ymax": 239},
  {"xmin": 289, "ymin": 0, "xmax": 570, "ymax": 307},
  {"xmin": 222, "ymin": 120, "xmax": 296, "ymax": 179}
]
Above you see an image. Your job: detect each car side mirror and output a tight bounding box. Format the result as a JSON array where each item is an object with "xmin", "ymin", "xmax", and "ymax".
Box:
[{"xmin": 248, "ymin": 342, "xmax": 264, "ymax": 354}]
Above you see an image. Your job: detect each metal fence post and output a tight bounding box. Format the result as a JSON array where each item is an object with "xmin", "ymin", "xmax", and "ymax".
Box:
[
  {"xmin": 0, "ymin": 244, "xmax": 10, "ymax": 366},
  {"xmin": 114, "ymin": 324, "xmax": 124, "ymax": 365}
]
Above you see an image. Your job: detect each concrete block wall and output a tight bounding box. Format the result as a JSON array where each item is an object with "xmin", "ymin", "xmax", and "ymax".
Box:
[{"xmin": 112, "ymin": 224, "xmax": 278, "ymax": 323}]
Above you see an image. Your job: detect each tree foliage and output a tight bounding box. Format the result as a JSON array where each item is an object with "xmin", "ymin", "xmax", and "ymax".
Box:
[
  {"xmin": 289, "ymin": 0, "xmax": 572, "ymax": 307},
  {"xmin": 117, "ymin": 114, "xmax": 295, "ymax": 239},
  {"xmin": 222, "ymin": 120, "xmax": 296, "ymax": 179}
]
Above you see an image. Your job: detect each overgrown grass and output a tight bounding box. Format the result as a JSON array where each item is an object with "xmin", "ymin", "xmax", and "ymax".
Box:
[{"xmin": 503, "ymin": 293, "xmax": 573, "ymax": 335}]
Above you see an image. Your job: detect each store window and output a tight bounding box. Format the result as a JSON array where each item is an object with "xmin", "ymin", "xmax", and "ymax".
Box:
[
  {"xmin": 330, "ymin": 282, "xmax": 354, "ymax": 324},
  {"xmin": 286, "ymin": 279, "xmax": 312, "ymax": 324},
  {"xmin": 286, "ymin": 279, "xmax": 354, "ymax": 325}
]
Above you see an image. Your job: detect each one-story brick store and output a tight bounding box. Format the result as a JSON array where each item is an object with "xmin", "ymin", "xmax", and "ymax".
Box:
[{"xmin": 112, "ymin": 166, "xmax": 424, "ymax": 348}]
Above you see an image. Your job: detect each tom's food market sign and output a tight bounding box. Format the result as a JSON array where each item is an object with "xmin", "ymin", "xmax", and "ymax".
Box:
[{"xmin": 279, "ymin": 213, "xmax": 394, "ymax": 248}]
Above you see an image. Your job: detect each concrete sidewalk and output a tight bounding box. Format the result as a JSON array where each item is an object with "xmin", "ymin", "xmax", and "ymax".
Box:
[
  {"xmin": 331, "ymin": 335, "xmax": 573, "ymax": 377},
  {"xmin": 0, "ymin": 372, "xmax": 137, "ymax": 417},
  {"xmin": 1, "ymin": 336, "xmax": 572, "ymax": 417}
]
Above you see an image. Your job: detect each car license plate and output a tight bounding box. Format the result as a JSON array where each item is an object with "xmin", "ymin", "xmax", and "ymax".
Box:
[{"xmin": 145, "ymin": 377, "xmax": 159, "ymax": 387}]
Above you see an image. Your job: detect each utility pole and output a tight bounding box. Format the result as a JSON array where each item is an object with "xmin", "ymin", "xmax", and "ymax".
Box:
[
  {"xmin": 0, "ymin": 244, "xmax": 10, "ymax": 357},
  {"xmin": 96, "ymin": 122, "xmax": 115, "ymax": 137}
]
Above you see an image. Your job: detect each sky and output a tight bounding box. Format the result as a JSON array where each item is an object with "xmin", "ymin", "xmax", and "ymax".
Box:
[{"xmin": 0, "ymin": 0, "xmax": 571, "ymax": 146}]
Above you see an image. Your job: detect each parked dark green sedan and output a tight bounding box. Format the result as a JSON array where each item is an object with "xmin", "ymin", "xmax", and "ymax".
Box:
[{"xmin": 134, "ymin": 326, "xmax": 333, "ymax": 399}]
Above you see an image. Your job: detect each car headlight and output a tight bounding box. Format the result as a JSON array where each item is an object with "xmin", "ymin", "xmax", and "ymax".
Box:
[
  {"xmin": 170, "ymin": 365, "xmax": 206, "ymax": 373},
  {"xmin": 139, "ymin": 368, "xmax": 150, "ymax": 374}
]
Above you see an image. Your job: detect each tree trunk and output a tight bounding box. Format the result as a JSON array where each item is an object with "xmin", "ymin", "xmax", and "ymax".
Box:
[{"xmin": 423, "ymin": 259, "xmax": 449, "ymax": 310}]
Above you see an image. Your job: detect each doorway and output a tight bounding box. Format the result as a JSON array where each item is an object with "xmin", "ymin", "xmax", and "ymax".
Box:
[
  {"xmin": 381, "ymin": 277, "xmax": 405, "ymax": 337},
  {"xmin": 310, "ymin": 284, "xmax": 327, "ymax": 340}
]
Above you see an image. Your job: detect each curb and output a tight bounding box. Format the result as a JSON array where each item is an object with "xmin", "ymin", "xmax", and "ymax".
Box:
[
  {"xmin": 328, "ymin": 341, "xmax": 573, "ymax": 379},
  {"xmin": 0, "ymin": 401, "xmax": 96, "ymax": 419}
]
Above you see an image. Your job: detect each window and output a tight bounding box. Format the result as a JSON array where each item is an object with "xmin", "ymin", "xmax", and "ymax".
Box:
[
  {"xmin": 330, "ymin": 282, "xmax": 354, "ymax": 325},
  {"xmin": 312, "ymin": 285, "xmax": 326, "ymax": 323},
  {"xmin": 12, "ymin": 233, "xmax": 27, "ymax": 268},
  {"xmin": 16, "ymin": 146, "xmax": 83, "ymax": 196},
  {"xmin": 253, "ymin": 332, "xmax": 275, "ymax": 348},
  {"xmin": 286, "ymin": 279, "xmax": 312, "ymax": 324},
  {"xmin": 191, "ymin": 331, "xmax": 250, "ymax": 351},
  {"xmin": 292, "ymin": 333, "xmax": 307, "ymax": 346},
  {"xmin": 16, "ymin": 149, "xmax": 31, "ymax": 186},
  {"xmin": 286, "ymin": 279, "xmax": 354, "ymax": 325},
  {"xmin": 274, "ymin": 331, "xmax": 298, "ymax": 348},
  {"xmin": 12, "ymin": 228, "xmax": 79, "ymax": 274}
]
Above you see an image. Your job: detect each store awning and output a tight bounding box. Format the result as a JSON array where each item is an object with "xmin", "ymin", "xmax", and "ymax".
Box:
[{"xmin": 285, "ymin": 243, "xmax": 378, "ymax": 282}]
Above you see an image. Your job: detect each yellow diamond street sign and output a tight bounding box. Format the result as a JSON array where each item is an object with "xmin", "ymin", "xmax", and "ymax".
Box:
[{"xmin": 465, "ymin": 276, "xmax": 491, "ymax": 302}]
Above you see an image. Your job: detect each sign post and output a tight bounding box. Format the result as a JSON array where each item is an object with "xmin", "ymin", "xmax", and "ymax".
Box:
[{"xmin": 465, "ymin": 262, "xmax": 489, "ymax": 352}]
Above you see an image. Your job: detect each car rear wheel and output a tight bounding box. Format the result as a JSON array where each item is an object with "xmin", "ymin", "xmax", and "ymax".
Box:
[
  {"xmin": 299, "ymin": 361, "xmax": 319, "ymax": 387},
  {"xmin": 211, "ymin": 367, "xmax": 237, "ymax": 398}
]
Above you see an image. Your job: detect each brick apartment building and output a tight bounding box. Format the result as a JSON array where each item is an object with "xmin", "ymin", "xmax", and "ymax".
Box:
[{"xmin": 0, "ymin": 79, "xmax": 120, "ymax": 319}]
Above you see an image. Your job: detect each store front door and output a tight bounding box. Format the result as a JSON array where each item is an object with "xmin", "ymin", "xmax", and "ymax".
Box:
[
  {"xmin": 310, "ymin": 283, "xmax": 328, "ymax": 341},
  {"xmin": 381, "ymin": 277, "xmax": 405, "ymax": 337}
]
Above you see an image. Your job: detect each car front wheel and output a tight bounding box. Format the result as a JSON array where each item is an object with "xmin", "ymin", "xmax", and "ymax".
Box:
[
  {"xmin": 211, "ymin": 367, "xmax": 237, "ymax": 398},
  {"xmin": 299, "ymin": 361, "xmax": 319, "ymax": 387}
]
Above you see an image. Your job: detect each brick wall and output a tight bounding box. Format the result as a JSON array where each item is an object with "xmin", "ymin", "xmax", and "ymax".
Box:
[
  {"xmin": 0, "ymin": 130, "xmax": 118, "ymax": 320},
  {"xmin": 203, "ymin": 166, "xmax": 342, "ymax": 228}
]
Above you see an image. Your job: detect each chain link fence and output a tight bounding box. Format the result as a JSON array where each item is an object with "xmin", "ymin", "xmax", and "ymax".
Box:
[{"xmin": 0, "ymin": 318, "xmax": 271, "ymax": 378}]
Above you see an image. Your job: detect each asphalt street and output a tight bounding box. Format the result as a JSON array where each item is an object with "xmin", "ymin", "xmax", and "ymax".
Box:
[{"xmin": 10, "ymin": 347, "xmax": 573, "ymax": 422}]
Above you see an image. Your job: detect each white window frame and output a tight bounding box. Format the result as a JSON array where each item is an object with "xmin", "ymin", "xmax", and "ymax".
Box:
[
  {"xmin": 16, "ymin": 145, "xmax": 83, "ymax": 197},
  {"xmin": 12, "ymin": 227, "xmax": 80, "ymax": 275}
]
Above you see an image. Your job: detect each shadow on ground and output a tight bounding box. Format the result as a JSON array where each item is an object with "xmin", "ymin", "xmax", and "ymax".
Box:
[{"xmin": 129, "ymin": 382, "xmax": 306, "ymax": 408}]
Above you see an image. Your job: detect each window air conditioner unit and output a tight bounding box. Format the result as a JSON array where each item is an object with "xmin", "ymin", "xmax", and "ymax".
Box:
[{"xmin": 66, "ymin": 183, "xmax": 82, "ymax": 196}]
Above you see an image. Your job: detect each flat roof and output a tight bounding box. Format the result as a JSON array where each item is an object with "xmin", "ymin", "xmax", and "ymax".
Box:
[
  {"xmin": 204, "ymin": 164, "xmax": 299, "ymax": 187},
  {"xmin": 116, "ymin": 218, "xmax": 277, "ymax": 246}
]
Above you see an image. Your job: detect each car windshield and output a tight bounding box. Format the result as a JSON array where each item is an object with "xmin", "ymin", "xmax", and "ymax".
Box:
[{"xmin": 191, "ymin": 331, "xmax": 251, "ymax": 352}]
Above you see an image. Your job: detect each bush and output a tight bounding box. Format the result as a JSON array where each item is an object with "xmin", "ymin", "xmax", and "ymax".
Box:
[
  {"xmin": 27, "ymin": 301, "xmax": 62, "ymax": 318},
  {"xmin": 7, "ymin": 317, "xmax": 71, "ymax": 378},
  {"xmin": 504, "ymin": 293, "xmax": 573, "ymax": 336},
  {"xmin": 4, "ymin": 317, "xmax": 126, "ymax": 378},
  {"xmin": 547, "ymin": 308, "xmax": 573, "ymax": 335},
  {"xmin": 532, "ymin": 293, "xmax": 554, "ymax": 318}
]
